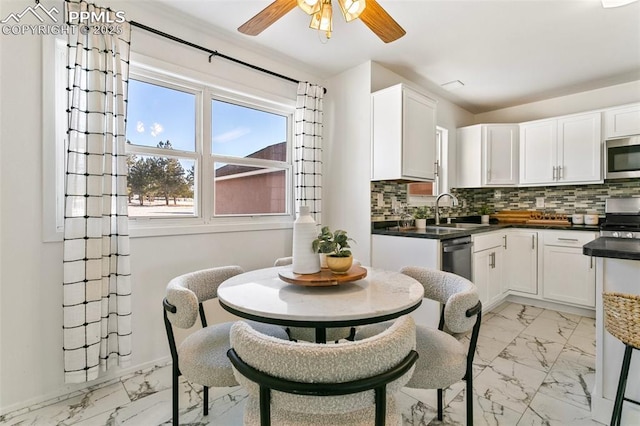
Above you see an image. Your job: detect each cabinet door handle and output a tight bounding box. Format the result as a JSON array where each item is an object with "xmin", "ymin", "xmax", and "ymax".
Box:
[
  {"xmin": 434, "ymin": 161, "xmax": 439, "ymax": 177},
  {"xmin": 489, "ymin": 252, "xmax": 495, "ymax": 268},
  {"xmin": 559, "ymin": 165, "xmax": 564, "ymax": 180},
  {"xmin": 590, "ymin": 256, "xmax": 594, "ymax": 269},
  {"xmin": 558, "ymin": 238, "xmax": 579, "ymax": 242},
  {"xmin": 532, "ymin": 235, "xmax": 535, "ymax": 250},
  {"xmin": 503, "ymin": 235, "xmax": 507, "ymax": 249},
  {"xmin": 487, "ymin": 169, "xmax": 491, "ymax": 182},
  {"xmin": 552, "ymin": 166, "xmax": 557, "ymax": 180}
]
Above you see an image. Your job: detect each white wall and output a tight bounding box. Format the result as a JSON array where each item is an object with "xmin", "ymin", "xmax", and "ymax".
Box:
[
  {"xmin": 475, "ymin": 80, "xmax": 640, "ymax": 123},
  {"xmin": 0, "ymin": 0, "xmax": 317, "ymax": 413},
  {"xmin": 323, "ymin": 62, "xmax": 373, "ymax": 265}
]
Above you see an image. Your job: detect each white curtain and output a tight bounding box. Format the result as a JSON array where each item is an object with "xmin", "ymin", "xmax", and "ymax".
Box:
[
  {"xmin": 63, "ymin": 0, "xmax": 132, "ymax": 383},
  {"xmin": 294, "ymin": 82, "xmax": 325, "ymax": 224}
]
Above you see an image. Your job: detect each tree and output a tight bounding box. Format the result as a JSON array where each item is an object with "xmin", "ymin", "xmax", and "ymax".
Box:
[
  {"xmin": 128, "ymin": 156, "xmax": 157, "ymax": 205},
  {"xmin": 153, "ymin": 141, "xmax": 190, "ymax": 205}
]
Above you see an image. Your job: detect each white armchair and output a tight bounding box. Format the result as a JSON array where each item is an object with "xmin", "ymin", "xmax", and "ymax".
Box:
[
  {"xmin": 163, "ymin": 266, "xmax": 289, "ymax": 425},
  {"xmin": 228, "ymin": 315, "xmax": 418, "ymax": 426}
]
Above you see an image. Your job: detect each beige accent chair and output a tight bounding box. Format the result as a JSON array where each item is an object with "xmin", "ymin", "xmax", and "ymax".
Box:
[
  {"xmin": 356, "ymin": 267, "xmax": 482, "ymax": 425},
  {"xmin": 163, "ymin": 266, "xmax": 289, "ymax": 426},
  {"xmin": 228, "ymin": 315, "xmax": 418, "ymax": 426},
  {"xmin": 273, "ymin": 256, "xmax": 358, "ymax": 342}
]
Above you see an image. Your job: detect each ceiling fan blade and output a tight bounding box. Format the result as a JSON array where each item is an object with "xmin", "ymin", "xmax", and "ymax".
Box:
[
  {"xmin": 238, "ymin": 0, "xmax": 298, "ymax": 36},
  {"xmin": 359, "ymin": 0, "xmax": 406, "ymax": 43}
]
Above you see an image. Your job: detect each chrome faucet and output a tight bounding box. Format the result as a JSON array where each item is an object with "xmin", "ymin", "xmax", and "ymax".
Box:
[{"xmin": 435, "ymin": 192, "xmax": 459, "ymax": 225}]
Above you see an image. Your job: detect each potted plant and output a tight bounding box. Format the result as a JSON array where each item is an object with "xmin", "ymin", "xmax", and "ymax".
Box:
[
  {"xmin": 413, "ymin": 206, "xmax": 430, "ymax": 229},
  {"xmin": 479, "ymin": 205, "xmax": 492, "ymax": 224},
  {"xmin": 312, "ymin": 226, "xmax": 335, "ymax": 268},
  {"xmin": 312, "ymin": 227, "xmax": 355, "ymax": 274}
]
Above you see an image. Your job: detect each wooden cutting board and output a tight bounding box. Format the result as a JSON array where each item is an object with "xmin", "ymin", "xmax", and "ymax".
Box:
[{"xmin": 493, "ymin": 210, "xmax": 570, "ymax": 225}]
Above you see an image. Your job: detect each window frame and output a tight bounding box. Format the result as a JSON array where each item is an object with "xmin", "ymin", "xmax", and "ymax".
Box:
[
  {"xmin": 209, "ymin": 93, "xmax": 293, "ymax": 218},
  {"xmin": 43, "ymin": 41, "xmax": 297, "ymax": 241}
]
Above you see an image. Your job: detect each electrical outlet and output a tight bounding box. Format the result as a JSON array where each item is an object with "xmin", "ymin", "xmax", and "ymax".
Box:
[
  {"xmin": 376, "ymin": 193, "xmax": 384, "ymax": 207},
  {"xmin": 536, "ymin": 197, "xmax": 545, "ymax": 208},
  {"xmin": 495, "ymin": 190, "xmax": 502, "ymax": 200}
]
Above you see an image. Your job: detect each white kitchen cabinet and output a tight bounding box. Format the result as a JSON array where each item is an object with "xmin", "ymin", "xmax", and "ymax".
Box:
[
  {"xmin": 605, "ymin": 103, "xmax": 640, "ymax": 138},
  {"xmin": 472, "ymin": 232, "xmax": 505, "ymax": 308},
  {"xmin": 371, "ymin": 84, "xmax": 437, "ymax": 181},
  {"xmin": 519, "ymin": 112, "xmax": 602, "ymax": 186},
  {"xmin": 457, "ymin": 124, "xmax": 519, "ymax": 188},
  {"xmin": 504, "ymin": 230, "xmax": 538, "ymax": 295},
  {"xmin": 542, "ymin": 231, "xmax": 597, "ymax": 308},
  {"xmin": 371, "ymin": 234, "xmax": 440, "ymax": 328}
]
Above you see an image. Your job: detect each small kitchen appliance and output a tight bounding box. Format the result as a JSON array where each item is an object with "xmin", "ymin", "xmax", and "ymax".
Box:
[
  {"xmin": 600, "ymin": 197, "xmax": 640, "ymax": 239},
  {"xmin": 605, "ymin": 136, "xmax": 640, "ymax": 179}
]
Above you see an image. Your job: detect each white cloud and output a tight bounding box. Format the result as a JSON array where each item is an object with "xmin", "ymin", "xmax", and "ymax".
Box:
[
  {"xmin": 213, "ymin": 127, "xmax": 251, "ymax": 143},
  {"xmin": 136, "ymin": 121, "xmax": 144, "ymax": 133},
  {"xmin": 150, "ymin": 122, "xmax": 164, "ymax": 138}
]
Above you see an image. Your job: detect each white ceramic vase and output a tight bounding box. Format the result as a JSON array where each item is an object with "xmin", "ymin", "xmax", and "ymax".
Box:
[
  {"xmin": 415, "ymin": 218, "xmax": 427, "ymax": 229},
  {"xmin": 292, "ymin": 206, "xmax": 321, "ymax": 274}
]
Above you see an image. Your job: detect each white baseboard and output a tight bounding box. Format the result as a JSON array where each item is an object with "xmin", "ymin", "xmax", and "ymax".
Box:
[
  {"xmin": 504, "ymin": 294, "xmax": 595, "ymax": 318},
  {"xmin": 0, "ymin": 356, "xmax": 171, "ymax": 417}
]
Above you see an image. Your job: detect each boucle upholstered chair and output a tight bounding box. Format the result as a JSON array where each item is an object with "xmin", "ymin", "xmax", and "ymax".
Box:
[
  {"xmin": 273, "ymin": 256, "xmax": 357, "ymax": 342},
  {"xmin": 228, "ymin": 315, "xmax": 418, "ymax": 426},
  {"xmin": 356, "ymin": 267, "xmax": 482, "ymax": 425},
  {"xmin": 163, "ymin": 266, "xmax": 289, "ymax": 426}
]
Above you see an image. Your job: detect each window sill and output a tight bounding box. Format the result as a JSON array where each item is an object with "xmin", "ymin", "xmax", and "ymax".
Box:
[
  {"xmin": 129, "ymin": 220, "xmax": 294, "ymax": 238},
  {"xmin": 43, "ymin": 219, "xmax": 294, "ymax": 242}
]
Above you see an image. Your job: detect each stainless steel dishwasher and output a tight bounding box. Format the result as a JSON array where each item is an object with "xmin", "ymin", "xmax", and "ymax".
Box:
[{"xmin": 441, "ymin": 236, "xmax": 472, "ymax": 280}]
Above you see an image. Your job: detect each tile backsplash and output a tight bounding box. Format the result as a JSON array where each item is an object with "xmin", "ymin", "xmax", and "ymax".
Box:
[{"xmin": 371, "ymin": 179, "xmax": 640, "ymax": 221}]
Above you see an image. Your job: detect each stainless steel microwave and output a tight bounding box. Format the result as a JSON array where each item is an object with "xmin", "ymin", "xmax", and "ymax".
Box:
[{"xmin": 605, "ymin": 136, "xmax": 640, "ymax": 179}]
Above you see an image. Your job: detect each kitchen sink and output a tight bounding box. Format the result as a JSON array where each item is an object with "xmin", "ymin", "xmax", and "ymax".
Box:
[{"xmin": 426, "ymin": 223, "xmax": 490, "ymax": 230}]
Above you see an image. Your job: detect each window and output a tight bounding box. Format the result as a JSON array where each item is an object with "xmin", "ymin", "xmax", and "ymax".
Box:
[
  {"xmin": 407, "ymin": 126, "xmax": 449, "ymax": 204},
  {"xmin": 44, "ymin": 40, "xmax": 296, "ymax": 240},
  {"xmin": 211, "ymin": 99, "xmax": 290, "ymax": 216},
  {"xmin": 126, "ymin": 78, "xmax": 198, "ymax": 218},
  {"xmin": 124, "ymin": 73, "xmax": 294, "ymax": 225}
]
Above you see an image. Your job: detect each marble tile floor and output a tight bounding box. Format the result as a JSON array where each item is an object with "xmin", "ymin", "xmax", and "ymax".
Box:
[{"xmin": 0, "ymin": 302, "xmax": 604, "ymax": 426}]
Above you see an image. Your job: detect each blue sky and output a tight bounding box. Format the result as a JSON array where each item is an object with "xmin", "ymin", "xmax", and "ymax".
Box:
[{"xmin": 126, "ymin": 79, "xmax": 287, "ymax": 158}]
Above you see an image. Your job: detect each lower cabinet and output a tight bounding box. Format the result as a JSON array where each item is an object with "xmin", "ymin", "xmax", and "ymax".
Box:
[
  {"xmin": 542, "ymin": 231, "xmax": 598, "ymax": 307},
  {"xmin": 504, "ymin": 230, "xmax": 538, "ymax": 295},
  {"xmin": 469, "ymin": 228, "xmax": 596, "ymax": 310},
  {"xmin": 371, "ymin": 235, "xmax": 441, "ymax": 328},
  {"xmin": 472, "ymin": 232, "xmax": 505, "ymax": 308}
]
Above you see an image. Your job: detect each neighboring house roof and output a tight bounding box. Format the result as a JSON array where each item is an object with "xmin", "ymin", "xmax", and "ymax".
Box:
[{"xmin": 216, "ymin": 141, "xmax": 286, "ymax": 177}]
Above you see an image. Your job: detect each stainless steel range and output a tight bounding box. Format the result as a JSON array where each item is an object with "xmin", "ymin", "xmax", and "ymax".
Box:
[{"xmin": 600, "ymin": 197, "xmax": 640, "ymax": 239}]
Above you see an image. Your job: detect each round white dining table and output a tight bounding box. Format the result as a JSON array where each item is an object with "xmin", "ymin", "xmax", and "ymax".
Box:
[{"xmin": 217, "ymin": 266, "xmax": 424, "ymax": 343}]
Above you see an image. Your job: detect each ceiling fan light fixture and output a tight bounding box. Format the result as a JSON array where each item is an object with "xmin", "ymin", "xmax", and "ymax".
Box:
[
  {"xmin": 337, "ymin": 0, "xmax": 366, "ymax": 22},
  {"xmin": 298, "ymin": 0, "xmax": 321, "ymax": 15},
  {"xmin": 309, "ymin": 0, "xmax": 333, "ymax": 38}
]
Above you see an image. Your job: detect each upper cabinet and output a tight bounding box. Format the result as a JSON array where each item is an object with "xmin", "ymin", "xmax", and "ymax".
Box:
[
  {"xmin": 605, "ymin": 103, "xmax": 640, "ymax": 138},
  {"xmin": 371, "ymin": 84, "xmax": 437, "ymax": 181},
  {"xmin": 457, "ymin": 124, "xmax": 519, "ymax": 188},
  {"xmin": 519, "ymin": 112, "xmax": 602, "ymax": 186}
]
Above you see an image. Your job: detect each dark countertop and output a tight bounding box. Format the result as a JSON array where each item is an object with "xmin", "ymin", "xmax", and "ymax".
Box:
[
  {"xmin": 583, "ymin": 237, "xmax": 640, "ymax": 261},
  {"xmin": 372, "ymin": 220, "xmax": 600, "ymax": 241}
]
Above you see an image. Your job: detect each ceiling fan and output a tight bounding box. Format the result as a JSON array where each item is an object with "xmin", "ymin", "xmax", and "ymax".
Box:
[{"xmin": 238, "ymin": 0, "xmax": 406, "ymax": 43}]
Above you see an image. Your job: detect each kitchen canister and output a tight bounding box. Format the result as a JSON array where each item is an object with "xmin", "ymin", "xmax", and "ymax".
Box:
[
  {"xmin": 572, "ymin": 213, "xmax": 584, "ymax": 225},
  {"xmin": 292, "ymin": 206, "xmax": 321, "ymax": 274},
  {"xmin": 584, "ymin": 213, "xmax": 599, "ymax": 225}
]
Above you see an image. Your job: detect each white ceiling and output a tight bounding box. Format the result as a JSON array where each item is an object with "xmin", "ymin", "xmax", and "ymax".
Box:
[{"xmin": 153, "ymin": 0, "xmax": 640, "ymax": 113}]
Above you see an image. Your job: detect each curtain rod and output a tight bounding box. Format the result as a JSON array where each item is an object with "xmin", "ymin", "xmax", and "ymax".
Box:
[{"xmin": 129, "ymin": 21, "xmax": 326, "ymax": 94}]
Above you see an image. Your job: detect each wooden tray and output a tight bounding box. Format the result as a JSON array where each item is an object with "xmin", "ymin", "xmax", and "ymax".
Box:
[{"xmin": 278, "ymin": 265, "xmax": 368, "ymax": 287}]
